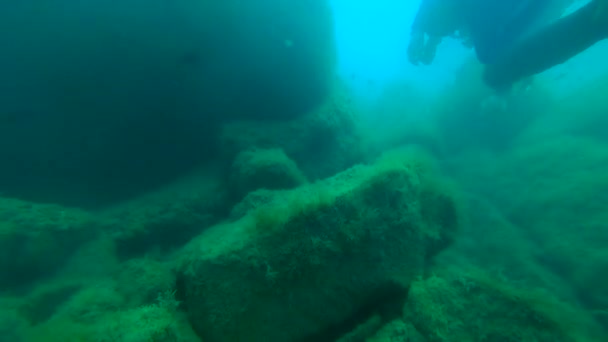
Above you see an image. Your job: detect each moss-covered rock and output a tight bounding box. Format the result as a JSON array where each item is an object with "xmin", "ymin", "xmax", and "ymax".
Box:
[
  {"xmin": 25, "ymin": 296, "xmax": 198, "ymax": 342},
  {"xmin": 228, "ymin": 148, "xmax": 307, "ymax": 202},
  {"xmin": 19, "ymin": 281, "xmax": 83, "ymax": 326},
  {"xmin": 404, "ymin": 269, "xmax": 604, "ymax": 341},
  {"xmin": 336, "ymin": 317, "xmax": 427, "ymax": 342},
  {"xmin": 367, "ymin": 319, "xmax": 426, "ymax": 342},
  {"xmin": 92, "ymin": 303, "xmax": 199, "ymax": 342},
  {"xmin": 113, "ymin": 258, "xmax": 176, "ymax": 308},
  {"xmin": 23, "ymin": 278, "xmax": 198, "ymax": 342},
  {"xmin": 56, "ymin": 281, "xmax": 125, "ymax": 325},
  {"xmin": 0, "ymin": 300, "xmax": 29, "ymax": 342},
  {"xmin": 0, "ymin": 197, "xmax": 100, "ymax": 290},
  {"xmin": 220, "ymin": 86, "xmax": 363, "ymax": 181},
  {"xmin": 106, "ymin": 174, "xmax": 225, "ymax": 259},
  {"xmin": 175, "ymin": 150, "xmax": 460, "ymax": 342},
  {"xmin": 228, "ymin": 188, "xmax": 280, "ymax": 221}
]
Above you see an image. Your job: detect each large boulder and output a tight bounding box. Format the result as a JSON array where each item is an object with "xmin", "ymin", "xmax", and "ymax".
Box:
[
  {"xmin": 0, "ymin": 0, "xmax": 335, "ymax": 208},
  {"xmin": 175, "ymin": 150, "xmax": 460, "ymax": 342}
]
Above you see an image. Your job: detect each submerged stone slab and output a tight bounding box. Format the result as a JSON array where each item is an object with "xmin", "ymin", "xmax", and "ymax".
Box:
[{"xmin": 176, "ymin": 151, "xmax": 460, "ymax": 342}]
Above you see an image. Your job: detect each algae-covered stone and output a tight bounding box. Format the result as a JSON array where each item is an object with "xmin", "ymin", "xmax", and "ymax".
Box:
[
  {"xmin": 0, "ymin": 300, "xmax": 29, "ymax": 342},
  {"xmin": 25, "ymin": 296, "xmax": 199, "ymax": 342},
  {"xmin": 228, "ymin": 148, "xmax": 307, "ymax": 202},
  {"xmin": 107, "ymin": 175, "xmax": 224, "ymax": 259},
  {"xmin": 92, "ymin": 303, "xmax": 199, "ymax": 342},
  {"xmin": 220, "ymin": 87, "xmax": 363, "ymax": 181},
  {"xmin": 19, "ymin": 281, "xmax": 83, "ymax": 325},
  {"xmin": 0, "ymin": 197, "xmax": 100, "ymax": 290},
  {"xmin": 23, "ymin": 279, "xmax": 198, "ymax": 342},
  {"xmin": 176, "ymin": 151, "xmax": 459, "ymax": 342},
  {"xmin": 367, "ymin": 319, "xmax": 426, "ymax": 342},
  {"xmin": 404, "ymin": 269, "xmax": 604, "ymax": 342},
  {"xmin": 55, "ymin": 281, "xmax": 125, "ymax": 325},
  {"xmin": 113, "ymin": 258, "xmax": 176, "ymax": 308}
]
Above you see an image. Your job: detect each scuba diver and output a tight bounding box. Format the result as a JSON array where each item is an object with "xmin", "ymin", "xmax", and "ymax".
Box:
[{"xmin": 407, "ymin": 0, "xmax": 608, "ymax": 89}]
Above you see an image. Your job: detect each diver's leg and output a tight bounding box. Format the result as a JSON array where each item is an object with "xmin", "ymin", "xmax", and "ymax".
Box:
[{"xmin": 483, "ymin": 0, "xmax": 608, "ymax": 90}]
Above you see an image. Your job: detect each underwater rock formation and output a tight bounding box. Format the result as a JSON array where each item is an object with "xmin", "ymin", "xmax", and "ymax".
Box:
[
  {"xmin": 366, "ymin": 319, "xmax": 426, "ymax": 342},
  {"xmin": 106, "ymin": 174, "xmax": 226, "ymax": 259},
  {"xmin": 220, "ymin": 87, "xmax": 363, "ymax": 182},
  {"xmin": 18, "ymin": 281, "xmax": 84, "ymax": 326},
  {"xmin": 227, "ymin": 148, "xmax": 307, "ymax": 204},
  {"xmin": 24, "ymin": 285, "xmax": 200, "ymax": 342},
  {"xmin": 0, "ymin": 198, "xmax": 100, "ymax": 290},
  {"xmin": 175, "ymin": 150, "xmax": 459, "ymax": 342},
  {"xmin": 404, "ymin": 269, "xmax": 604, "ymax": 341},
  {"xmin": 0, "ymin": 301, "xmax": 28, "ymax": 342},
  {"xmin": 112, "ymin": 258, "xmax": 176, "ymax": 308},
  {"xmin": 0, "ymin": 0, "xmax": 335, "ymax": 207}
]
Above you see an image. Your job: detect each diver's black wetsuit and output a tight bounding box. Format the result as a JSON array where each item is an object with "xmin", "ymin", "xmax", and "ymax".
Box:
[
  {"xmin": 409, "ymin": 0, "xmax": 607, "ymax": 89},
  {"xmin": 484, "ymin": 0, "xmax": 608, "ymax": 89},
  {"xmin": 408, "ymin": 0, "xmax": 461, "ymax": 65}
]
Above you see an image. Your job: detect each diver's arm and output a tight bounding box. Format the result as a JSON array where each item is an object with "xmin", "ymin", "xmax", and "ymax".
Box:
[
  {"xmin": 411, "ymin": 0, "xmax": 436, "ymax": 36},
  {"xmin": 408, "ymin": 0, "xmax": 431, "ymax": 65},
  {"xmin": 483, "ymin": 0, "xmax": 608, "ymax": 89}
]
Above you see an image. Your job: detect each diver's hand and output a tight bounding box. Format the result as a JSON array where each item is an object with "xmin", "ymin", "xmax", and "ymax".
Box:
[
  {"xmin": 420, "ymin": 35, "xmax": 440, "ymax": 65},
  {"xmin": 408, "ymin": 32, "xmax": 439, "ymax": 66},
  {"xmin": 407, "ymin": 32, "xmax": 426, "ymax": 65}
]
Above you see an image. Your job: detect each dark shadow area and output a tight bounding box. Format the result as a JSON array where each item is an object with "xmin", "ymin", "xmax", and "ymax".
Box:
[
  {"xmin": 300, "ymin": 281, "xmax": 409, "ymax": 342},
  {"xmin": 0, "ymin": 0, "xmax": 335, "ymax": 208}
]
